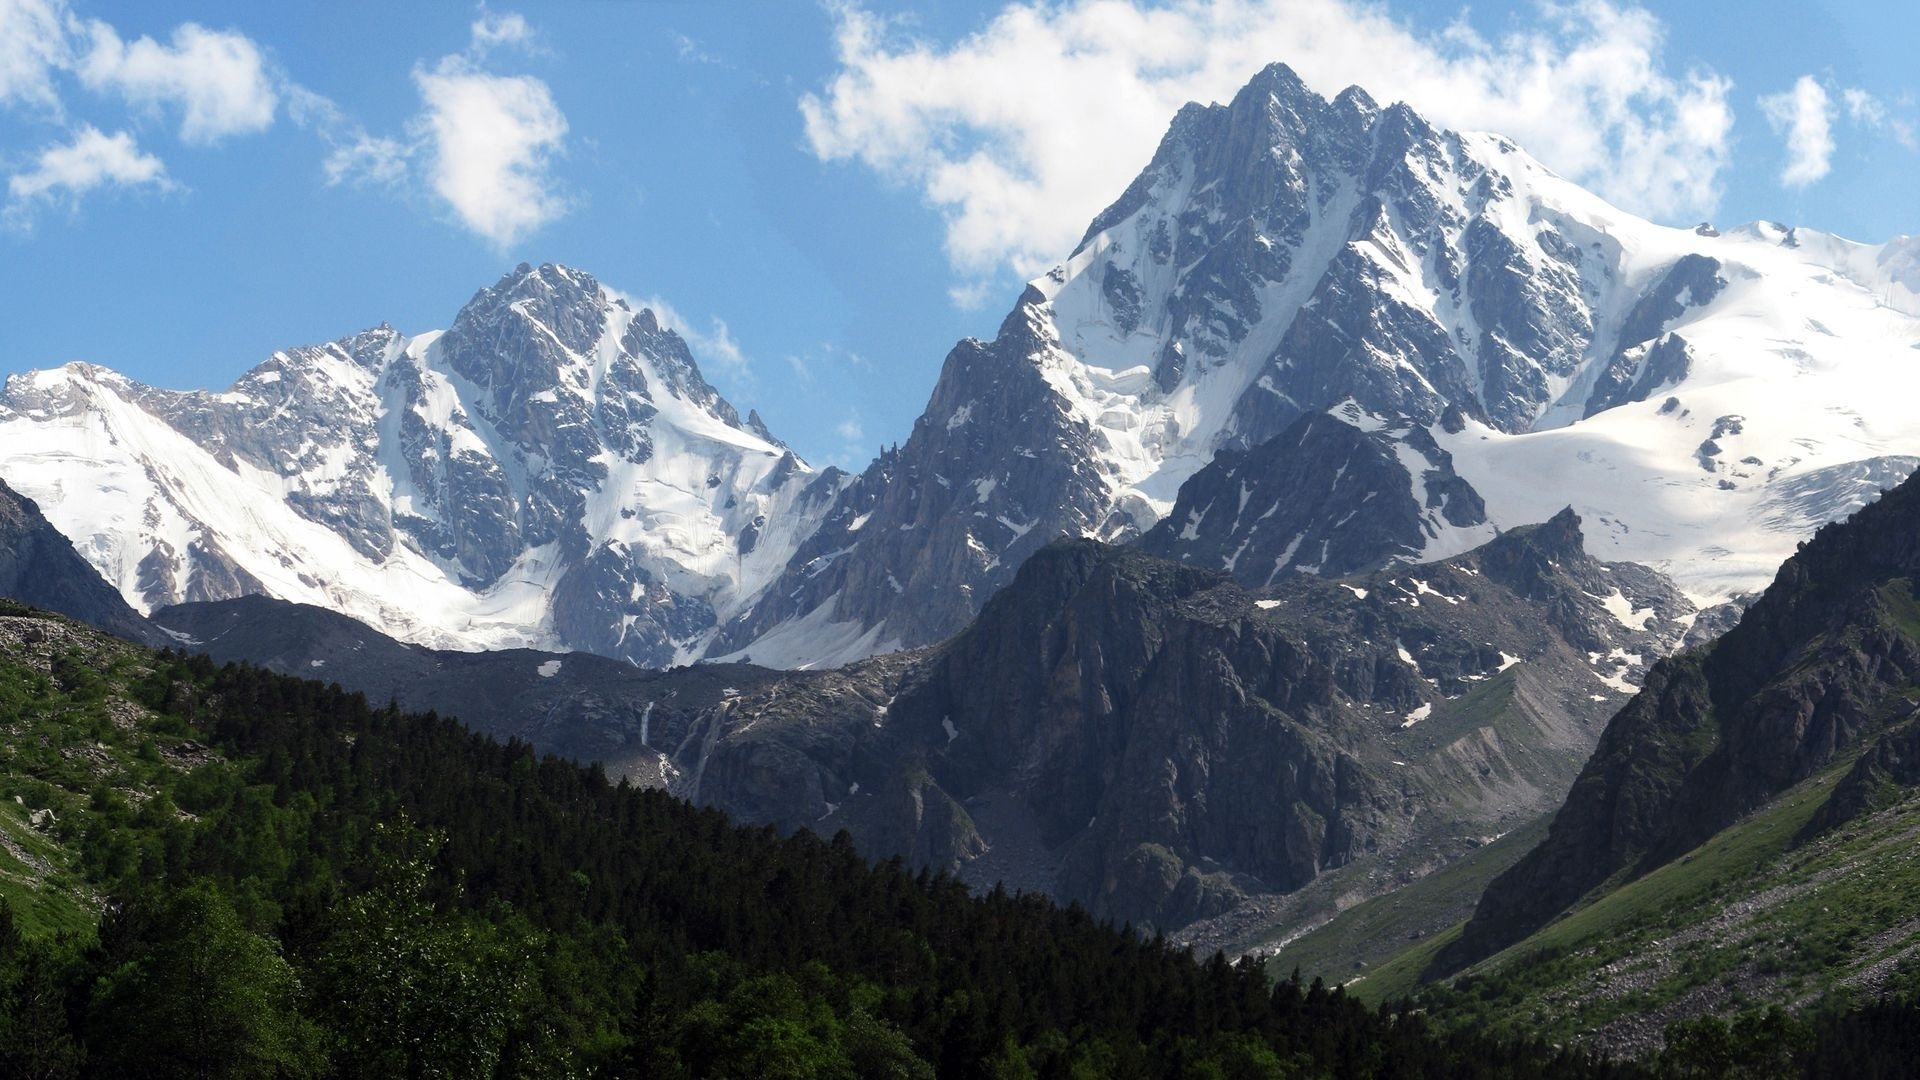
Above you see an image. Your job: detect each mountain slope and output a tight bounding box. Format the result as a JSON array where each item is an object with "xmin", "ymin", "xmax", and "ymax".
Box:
[
  {"xmin": 0, "ymin": 264, "xmax": 841, "ymax": 668},
  {"xmin": 723, "ymin": 63, "xmax": 1920, "ymax": 666},
  {"xmin": 157, "ymin": 503, "xmax": 1696, "ymax": 938},
  {"xmin": 688, "ymin": 513, "xmax": 1697, "ymax": 934},
  {"xmin": 1438, "ymin": 470, "xmax": 1920, "ymax": 975},
  {"xmin": 0, "ymin": 477, "xmax": 161, "ymax": 646},
  {"xmin": 149, "ymin": 594, "xmax": 772, "ymax": 784}
]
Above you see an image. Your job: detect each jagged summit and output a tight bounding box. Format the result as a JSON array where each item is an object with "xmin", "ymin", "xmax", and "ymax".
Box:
[
  {"xmin": 0, "ymin": 264, "xmax": 846, "ymax": 667},
  {"xmin": 716, "ymin": 61, "xmax": 1920, "ymax": 667},
  {"xmin": 7, "ymin": 63, "xmax": 1920, "ymax": 676}
]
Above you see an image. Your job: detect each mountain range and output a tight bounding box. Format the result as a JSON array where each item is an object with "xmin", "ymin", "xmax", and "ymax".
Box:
[
  {"xmin": 5, "ymin": 64, "xmax": 1920, "ymax": 675},
  {"xmin": 5, "ymin": 58, "xmax": 1920, "ymax": 1036}
]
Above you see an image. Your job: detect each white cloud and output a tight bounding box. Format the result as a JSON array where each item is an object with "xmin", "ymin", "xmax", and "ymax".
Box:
[
  {"xmin": 1761, "ymin": 75, "xmax": 1834, "ymax": 188},
  {"xmin": 1842, "ymin": 87, "xmax": 1884, "ymax": 127},
  {"xmin": 5, "ymin": 124, "xmax": 170, "ymax": 224},
  {"xmin": 411, "ymin": 55, "xmax": 568, "ymax": 248},
  {"xmin": 0, "ymin": 0, "xmax": 71, "ymax": 111},
  {"xmin": 637, "ymin": 293, "xmax": 751, "ymax": 379},
  {"xmin": 802, "ymin": 0, "xmax": 1735, "ymax": 280},
  {"xmin": 671, "ymin": 32, "xmax": 721, "ymax": 66},
  {"xmin": 74, "ymin": 20, "xmax": 277, "ymax": 144},
  {"xmin": 469, "ymin": 10, "xmax": 535, "ymax": 57},
  {"xmin": 835, "ymin": 416, "xmax": 863, "ymax": 441},
  {"xmin": 323, "ymin": 132, "xmax": 411, "ymax": 188}
]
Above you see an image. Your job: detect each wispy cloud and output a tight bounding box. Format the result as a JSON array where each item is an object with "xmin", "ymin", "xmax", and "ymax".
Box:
[
  {"xmin": 469, "ymin": 9, "xmax": 536, "ymax": 57},
  {"xmin": 671, "ymin": 32, "xmax": 721, "ymax": 66},
  {"xmin": 0, "ymin": 0, "xmax": 71, "ymax": 112},
  {"xmin": 1760, "ymin": 75, "xmax": 1835, "ymax": 188},
  {"xmin": 802, "ymin": 0, "xmax": 1735, "ymax": 288},
  {"xmin": 5, "ymin": 123, "xmax": 171, "ymax": 226},
  {"xmin": 1842, "ymin": 87, "xmax": 1885, "ymax": 127},
  {"xmin": 830, "ymin": 411, "xmax": 866, "ymax": 467},
  {"xmin": 635, "ymin": 292, "xmax": 753, "ymax": 380}
]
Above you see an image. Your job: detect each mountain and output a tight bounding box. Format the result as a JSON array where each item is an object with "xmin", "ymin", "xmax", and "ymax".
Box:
[
  {"xmin": 6, "ymin": 65, "xmax": 1917, "ymax": 678},
  {"xmin": 683, "ymin": 513, "xmax": 1696, "ymax": 932},
  {"xmin": 0, "ymin": 263, "xmax": 842, "ymax": 668},
  {"xmin": 1438, "ymin": 468, "xmax": 1920, "ymax": 974},
  {"xmin": 0, "ymin": 476, "xmax": 162, "ymax": 645},
  {"xmin": 149, "ymin": 594, "xmax": 773, "ymax": 784},
  {"xmin": 146, "ymin": 503, "xmax": 1696, "ymax": 936},
  {"xmin": 1136, "ymin": 404, "xmax": 1491, "ymax": 584},
  {"xmin": 718, "ymin": 63, "xmax": 1920, "ymax": 667}
]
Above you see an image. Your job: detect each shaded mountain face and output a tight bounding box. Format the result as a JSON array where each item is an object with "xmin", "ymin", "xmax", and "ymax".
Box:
[
  {"xmin": 680, "ymin": 513, "xmax": 1696, "ymax": 931},
  {"xmin": 1137, "ymin": 406, "xmax": 1490, "ymax": 585},
  {"xmin": 1438, "ymin": 469, "xmax": 1920, "ymax": 975},
  {"xmin": 153, "ymin": 508, "xmax": 1695, "ymax": 935},
  {"xmin": 150, "ymin": 595, "xmax": 773, "ymax": 784},
  {"xmin": 0, "ymin": 477, "xmax": 162, "ymax": 646},
  {"xmin": 718, "ymin": 63, "xmax": 1920, "ymax": 668},
  {"xmin": 0, "ymin": 263, "xmax": 842, "ymax": 668}
]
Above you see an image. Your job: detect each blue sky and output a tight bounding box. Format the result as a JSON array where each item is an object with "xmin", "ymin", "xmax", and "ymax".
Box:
[{"xmin": 1, "ymin": 0, "xmax": 1915, "ymax": 470}]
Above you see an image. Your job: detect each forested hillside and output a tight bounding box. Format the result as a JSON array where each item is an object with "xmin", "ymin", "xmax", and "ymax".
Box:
[{"xmin": 0, "ymin": 599, "xmax": 1632, "ymax": 1078}]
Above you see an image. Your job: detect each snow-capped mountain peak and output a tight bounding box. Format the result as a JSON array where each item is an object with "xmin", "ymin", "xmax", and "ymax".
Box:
[
  {"xmin": 716, "ymin": 63, "xmax": 1920, "ymax": 667},
  {"xmin": 0, "ymin": 262, "xmax": 846, "ymax": 666}
]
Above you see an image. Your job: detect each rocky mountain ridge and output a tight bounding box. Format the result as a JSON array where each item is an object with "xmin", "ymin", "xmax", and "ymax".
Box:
[
  {"xmin": 115, "ymin": 506, "xmax": 1700, "ymax": 936},
  {"xmin": 716, "ymin": 63, "xmax": 1920, "ymax": 667},
  {"xmin": 5, "ymin": 64, "xmax": 1919, "ymax": 678},
  {"xmin": 1437, "ymin": 467, "xmax": 1920, "ymax": 975},
  {"xmin": 0, "ymin": 263, "xmax": 843, "ymax": 668}
]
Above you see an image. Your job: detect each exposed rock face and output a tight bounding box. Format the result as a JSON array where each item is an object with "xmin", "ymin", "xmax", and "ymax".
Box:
[
  {"xmin": 1137, "ymin": 407, "xmax": 1489, "ymax": 584},
  {"xmin": 0, "ymin": 264, "xmax": 840, "ymax": 667},
  {"xmin": 150, "ymin": 595, "xmax": 772, "ymax": 786},
  {"xmin": 148, "ymin": 504, "xmax": 1697, "ymax": 935},
  {"xmin": 0, "ymin": 477, "xmax": 161, "ymax": 645},
  {"xmin": 1440, "ymin": 470, "xmax": 1920, "ymax": 974},
  {"xmin": 684, "ymin": 513, "xmax": 1697, "ymax": 931},
  {"xmin": 720, "ymin": 62, "xmax": 1920, "ymax": 668}
]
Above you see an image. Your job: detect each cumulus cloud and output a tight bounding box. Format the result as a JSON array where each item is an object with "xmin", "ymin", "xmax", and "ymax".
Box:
[
  {"xmin": 410, "ymin": 56, "xmax": 568, "ymax": 247},
  {"xmin": 316, "ymin": 11, "xmax": 568, "ymax": 248},
  {"xmin": 74, "ymin": 19, "xmax": 278, "ymax": 144},
  {"xmin": 802, "ymin": 0, "xmax": 1736, "ymax": 281},
  {"xmin": 5, "ymin": 124, "xmax": 170, "ymax": 225},
  {"xmin": 1761, "ymin": 75, "xmax": 1834, "ymax": 188},
  {"xmin": 0, "ymin": 0, "xmax": 71, "ymax": 111}
]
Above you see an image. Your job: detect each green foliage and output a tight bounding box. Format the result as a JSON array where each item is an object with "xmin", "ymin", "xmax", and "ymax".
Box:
[
  {"xmin": 313, "ymin": 824, "xmax": 536, "ymax": 1078},
  {"xmin": 0, "ymin": 627, "xmax": 1914, "ymax": 1076},
  {"xmin": 84, "ymin": 880, "xmax": 324, "ymax": 1079}
]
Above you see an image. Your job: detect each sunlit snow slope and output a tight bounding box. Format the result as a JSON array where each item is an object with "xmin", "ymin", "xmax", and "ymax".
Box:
[
  {"xmin": 722, "ymin": 63, "xmax": 1920, "ymax": 665},
  {"xmin": 0, "ymin": 264, "xmax": 843, "ymax": 667}
]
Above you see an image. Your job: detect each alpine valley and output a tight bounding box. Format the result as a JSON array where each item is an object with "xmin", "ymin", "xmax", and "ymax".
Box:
[{"xmin": 7, "ymin": 54, "xmax": 1920, "ymax": 1074}]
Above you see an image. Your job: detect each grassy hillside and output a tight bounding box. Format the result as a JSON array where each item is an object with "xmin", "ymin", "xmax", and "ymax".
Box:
[
  {"xmin": 1262, "ymin": 811, "xmax": 1551, "ymax": 987},
  {"xmin": 1362, "ymin": 749, "xmax": 1920, "ymax": 1056},
  {"xmin": 0, "ymin": 602, "xmax": 214, "ymax": 937}
]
